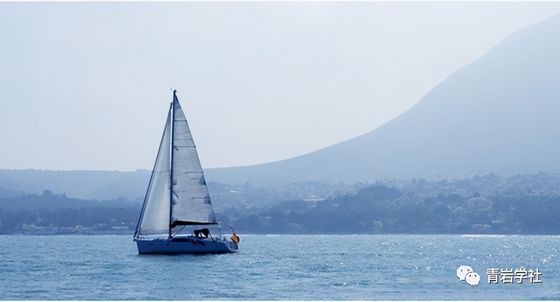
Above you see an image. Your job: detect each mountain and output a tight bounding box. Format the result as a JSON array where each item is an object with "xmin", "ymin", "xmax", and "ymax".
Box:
[
  {"xmin": 0, "ymin": 190, "xmax": 139, "ymax": 212},
  {"xmin": 206, "ymin": 15, "xmax": 560, "ymax": 185},
  {"xmin": 0, "ymin": 169, "xmax": 150, "ymax": 200},
  {"xmin": 0, "ymin": 168, "xmax": 358, "ymax": 208},
  {"xmin": 2, "ymin": 17, "xmax": 559, "ymax": 195}
]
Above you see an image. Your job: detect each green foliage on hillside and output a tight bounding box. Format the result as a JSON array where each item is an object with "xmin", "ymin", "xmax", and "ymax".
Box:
[{"xmin": 2, "ymin": 173, "xmax": 560, "ymax": 234}]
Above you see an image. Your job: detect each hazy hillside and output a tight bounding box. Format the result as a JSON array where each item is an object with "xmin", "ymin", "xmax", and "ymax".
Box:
[
  {"xmin": 207, "ymin": 15, "xmax": 560, "ymax": 185},
  {"xmin": 4, "ymin": 173, "xmax": 560, "ymax": 235},
  {"xmin": 0, "ymin": 169, "xmax": 150, "ymax": 200},
  {"xmin": 0, "ymin": 190, "xmax": 139, "ymax": 212},
  {"xmin": 0, "ymin": 169, "xmax": 357, "ymax": 207},
  {"xmin": 2, "ymin": 17, "xmax": 559, "ymax": 194}
]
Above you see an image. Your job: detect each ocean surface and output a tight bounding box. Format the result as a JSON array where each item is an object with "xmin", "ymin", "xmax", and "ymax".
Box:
[{"xmin": 0, "ymin": 234, "xmax": 559, "ymax": 300}]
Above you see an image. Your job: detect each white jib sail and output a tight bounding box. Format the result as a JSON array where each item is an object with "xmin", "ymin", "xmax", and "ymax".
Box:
[{"xmin": 137, "ymin": 108, "xmax": 172, "ymax": 237}]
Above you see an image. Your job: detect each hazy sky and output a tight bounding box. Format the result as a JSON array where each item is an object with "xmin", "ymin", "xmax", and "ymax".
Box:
[{"xmin": 2, "ymin": 2, "xmax": 560, "ymax": 171}]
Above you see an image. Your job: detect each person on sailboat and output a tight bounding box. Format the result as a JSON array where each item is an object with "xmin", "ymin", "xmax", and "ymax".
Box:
[
  {"xmin": 194, "ymin": 228, "xmax": 209, "ymax": 238},
  {"xmin": 231, "ymin": 233, "xmax": 240, "ymax": 244}
]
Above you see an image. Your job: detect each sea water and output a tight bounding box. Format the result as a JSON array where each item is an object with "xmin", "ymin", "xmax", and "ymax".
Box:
[{"xmin": 0, "ymin": 234, "xmax": 559, "ymax": 300}]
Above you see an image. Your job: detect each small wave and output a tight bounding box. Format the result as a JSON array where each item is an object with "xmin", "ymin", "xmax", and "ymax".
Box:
[
  {"xmin": 460, "ymin": 234, "xmax": 507, "ymax": 238},
  {"xmin": 538, "ymin": 295, "xmax": 560, "ymax": 301}
]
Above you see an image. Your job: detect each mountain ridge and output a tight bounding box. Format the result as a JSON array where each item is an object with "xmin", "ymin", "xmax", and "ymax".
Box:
[
  {"xmin": 205, "ymin": 15, "xmax": 560, "ymax": 185},
  {"xmin": 2, "ymin": 16, "xmax": 560, "ymax": 193}
]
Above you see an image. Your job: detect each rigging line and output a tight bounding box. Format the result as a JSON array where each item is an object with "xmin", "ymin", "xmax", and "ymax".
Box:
[{"xmin": 172, "ymin": 225, "xmax": 187, "ymax": 237}]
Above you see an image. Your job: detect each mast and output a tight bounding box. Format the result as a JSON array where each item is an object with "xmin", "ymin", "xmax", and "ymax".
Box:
[{"xmin": 169, "ymin": 90, "xmax": 176, "ymax": 239}]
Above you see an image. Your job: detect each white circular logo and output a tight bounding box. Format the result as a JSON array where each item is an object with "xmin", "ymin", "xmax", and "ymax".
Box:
[
  {"xmin": 456, "ymin": 265, "xmax": 473, "ymax": 281},
  {"xmin": 465, "ymin": 272, "xmax": 481, "ymax": 286}
]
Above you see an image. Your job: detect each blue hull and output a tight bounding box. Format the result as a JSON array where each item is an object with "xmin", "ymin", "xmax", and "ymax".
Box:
[{"xmin": 136, "ymin": 237, "xmax": 239, "ymax": 254}]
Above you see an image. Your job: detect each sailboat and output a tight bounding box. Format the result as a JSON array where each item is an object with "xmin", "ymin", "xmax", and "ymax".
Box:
[{"xmin": 134, "ymin": 90, "xmax": 239, "ymax": 254}]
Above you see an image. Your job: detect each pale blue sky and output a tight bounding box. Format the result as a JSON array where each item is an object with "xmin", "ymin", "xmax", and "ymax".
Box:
[{"xmin": 2, "ymin": 2, "xmax": 560, "ymax": 171}]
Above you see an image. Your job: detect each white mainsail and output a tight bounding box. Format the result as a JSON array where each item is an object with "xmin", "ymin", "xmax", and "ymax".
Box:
[
  {"xmin": 170, "ymin": 95, "xmax": 217, "ymax": 226},
  {"xmin": 135, "ymin": 92, "xmax": 216, "ymax": 239}
]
